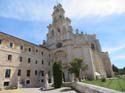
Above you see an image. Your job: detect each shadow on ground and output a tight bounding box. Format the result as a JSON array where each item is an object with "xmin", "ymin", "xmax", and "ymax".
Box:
[
  {"xmin": 39, "ymin": 87, "xmax": 55, "ymax": 91},
  {"xmin": 60, "ymin": 87, "xmax": 79, "ymax": 93},
  {"xmin": 39, "ymin": 87, "xmax": 79, "ymax": 93},
  {"xmin": 60, "ymin": 87, "xmax": 75, "ymax": 92}
]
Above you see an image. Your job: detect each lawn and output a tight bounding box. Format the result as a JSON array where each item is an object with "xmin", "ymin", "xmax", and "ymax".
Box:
[{"xmin": 82, "ymin": 77, "xmax": 125, "ymax": 92}]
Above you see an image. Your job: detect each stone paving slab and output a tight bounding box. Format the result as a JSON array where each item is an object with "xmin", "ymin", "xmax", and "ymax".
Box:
[{"xmin": 0, "ymin": 87, "xmax": 78, "ymax": 93}]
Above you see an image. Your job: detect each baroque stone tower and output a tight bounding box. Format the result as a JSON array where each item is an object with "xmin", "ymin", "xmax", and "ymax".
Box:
[
  {"xmin": 45, "ymin": 4, "xmax": 114, "ymax": 81},
  {"xmin": 46, "ymin": 4, "xmax": 73, "ymax": 49}
]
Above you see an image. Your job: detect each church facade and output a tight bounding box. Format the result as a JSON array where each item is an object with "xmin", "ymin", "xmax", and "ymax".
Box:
[{"xmin": 0, "ymin": 4, "xmax": 113, "ymax": 88}]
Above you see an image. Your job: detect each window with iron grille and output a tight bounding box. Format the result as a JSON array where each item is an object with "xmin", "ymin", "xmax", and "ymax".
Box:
[
  {"xmin": 4, "ymin": 82, "xmax": 9, "ymax": 86},
  {"xmin": 18, "ymin": 69, "xmax": 21, "ymax": 76},
  {"xmin": 26, "ymin": 80, "xmax": 30, "ymax": 84},
  {"xmin": 27, "ymin": 70, "xmax": 30, "ymax": 77},
  {"xmin": 5, "ymin": 69, "xmax": 11, "ymax": 78}
]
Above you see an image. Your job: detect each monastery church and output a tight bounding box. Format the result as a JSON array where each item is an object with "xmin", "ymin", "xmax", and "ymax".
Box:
[{"xmin": 0, "ymin": 4, "xmax": 113, "ymax": 88}]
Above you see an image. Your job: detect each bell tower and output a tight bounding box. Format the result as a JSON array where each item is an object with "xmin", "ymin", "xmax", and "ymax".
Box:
[
  {"xmin": 46, "ymin": 3, "xmax": 73, "ymax": 49},
  {"xmin": 52, "ymin": 4, "xmax": 65, "ymax": 24}
]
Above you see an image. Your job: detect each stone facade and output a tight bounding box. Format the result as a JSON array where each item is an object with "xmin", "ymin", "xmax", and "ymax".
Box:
[
  {"xmin": 45, "ymin": 4, "xmax": 113, "ymax": 81},
  {"xmin": 0, "ymin": 32, "xmax": 52, "ymax": 88},
  {"xmin": 0, "ymin": 4, "xmax": 113, "ymax": 88}
]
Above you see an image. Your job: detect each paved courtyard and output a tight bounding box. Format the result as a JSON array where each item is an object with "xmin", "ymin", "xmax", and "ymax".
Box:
[{"xmin": 0, "ymin": 87, "xmax": 78, "ymax": 93}]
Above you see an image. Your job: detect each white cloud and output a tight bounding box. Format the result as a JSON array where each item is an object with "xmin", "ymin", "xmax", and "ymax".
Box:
[
  {"xmin": 103, "ymin": 45, "xmax": 125, "ymax": 54},
  {"xmin": 112, "ymin": 55, "xmax": 125, "ymax": 61},
  {"xmin": 62, "ymin": 0, "xmax": 125, "ymax": 18},
  {"xmin": 0, "ymin": 0, "xmax": 125, "ymax": 21},
  {"xmin": 0, "ymin": 0, "xmax": 53, "ymax": 21},
  {"xmin": 103, "ymin": 45, "xmax": 125, "ymax": 67}
]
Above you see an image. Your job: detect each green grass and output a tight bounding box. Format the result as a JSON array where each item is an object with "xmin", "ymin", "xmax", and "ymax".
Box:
[{"xmin": 82, "ymin": 77, "xmax": 125, "ymax": 91}]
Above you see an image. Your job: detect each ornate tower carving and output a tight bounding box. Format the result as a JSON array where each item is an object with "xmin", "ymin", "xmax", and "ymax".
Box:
[{"xmin": 46, "ymin": 4, "xmax": 73, "ymax": 49}]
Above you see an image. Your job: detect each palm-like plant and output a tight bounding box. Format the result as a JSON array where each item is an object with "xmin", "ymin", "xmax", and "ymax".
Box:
[{"xmin": 69, "ymin": 58, "xmax": 88, "ymax": 81}]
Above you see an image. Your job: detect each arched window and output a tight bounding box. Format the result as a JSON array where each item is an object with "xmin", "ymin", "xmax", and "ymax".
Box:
[
  {"xmin": 91, "ymin": 43, "xmax": 95, "ymax": 50},
  {"xmin": 58, "ymin": 28, "xmax": 60, "ymax": 33}
]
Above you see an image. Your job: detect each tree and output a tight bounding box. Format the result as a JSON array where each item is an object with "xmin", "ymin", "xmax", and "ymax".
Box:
[
  {"xmin": 119, "ymin": 68, "xmax": 124, "ymax": 75},
  {"xmin": 123, "ymin": 67, "xmax": 125, "ymax": 74},
  {"xmin": 112, "ymin": 64, "xmax": 119, "ymax": 75},
  {"xmin": 69, "ymin": 58, "xmax": 88, "ymax": 81},
  {"xmin": 52, "ymin": 61, "xmax": 62, "ymax": 88}
]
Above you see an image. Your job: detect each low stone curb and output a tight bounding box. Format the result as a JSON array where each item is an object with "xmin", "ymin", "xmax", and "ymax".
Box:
[
  {"xmin": 72, "ymin": 82, "xmax": 123, "ymax": 93},
  {"xmin": 63, "ymin": 82, "xmax": 123, "ymax": 93}
]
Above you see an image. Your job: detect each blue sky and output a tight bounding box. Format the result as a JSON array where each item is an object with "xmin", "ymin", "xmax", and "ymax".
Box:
[{"xmin": 0, "ymin": 0, "xmax": 125, "ymax": 68}]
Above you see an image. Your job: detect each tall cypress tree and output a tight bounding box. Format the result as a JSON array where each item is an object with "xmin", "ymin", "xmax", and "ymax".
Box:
[{"xmin": 53, "ymin": 61, "xmax": 62, "ymax": 88}]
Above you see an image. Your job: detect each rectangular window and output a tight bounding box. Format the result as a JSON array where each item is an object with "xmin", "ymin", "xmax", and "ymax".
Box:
[
  {"xmin": 28, "ymin": 58, "xmax": 31, "ymax": 63},
  {"xmin": 39, "ymin": 71, "xmax": 44, "ymax": 76},
  {"xmin": 35, "ymin": 60, "xmax": 37, "ymax": 64},
  {"xmin": 8, "ymin": 55, "xmax": 12, "ymax": 61},
  {"xmin": 18, "ymin": 69, "xmax": 21, "ymax": 76},
  {"xmin": 41, "ymin": 71, "xmax": 44, "ymax": 76},
  {"xmin": 42, "ymin": 60, "xmax": 44, "ymax": 65},
  {"xmin": 41, "ymin": 79, "xmax": 44, "ymax": 83},
  {"xmin": 41, "ymin": 51, "xmax": 43, "ymax": 55},
  {"xmin": 19, "ymin": 57, "xmax": 22, "ymax": 62},
  {"xmin": 26, "ymin": 80, "xmax": 30, "ymax": 84},
  {"xmin": 36, "ymin": 49, "xmax": 38, "ymax": 53},
  {"xmin": 4, "ymin": 82, "xmax": 9, "ymax": 86},
  {"xmin": 0, "ymin": 39, "xmax": 2, "ymax": 45},
  {"xmin": 48, "ymin": 62, "xmax": 50, "ymax": 66},
  {"xmin": 49, "ymin": 54, "xmax": 51, "ymax": 57},
  {"xmin": 5, "ymin": 69, "xmax": 11, "ymax": 78},
  {"xmin": 10, "ymin": 42, "xmax": 13, "ymax": 48},
  {"xmin": 27, "ymin": 70, "xmax": 30, "ymax": 77},
  {"xmin": 20, "ymin": 45, "xmax": 23, "ymax": 50},
  {"xmin": 35, "ymin": 70, "xmax": 37, "ymax": 75},
  {"xmin": 29, "ymin": 48, "xmax": 31, "ymax": 52}
]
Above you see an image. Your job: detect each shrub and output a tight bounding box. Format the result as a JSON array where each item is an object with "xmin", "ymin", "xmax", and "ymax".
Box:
[
  {"xmin": 69, "ymin": 58, "xmax": 88, "ymax": 81},
  {"xmin": 88, "ymin": 78, "xmax": 93, "ymax": 81},
  {"xmin": 101, "ymin": 78, "xmax": 106, "ymax": 82}
]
